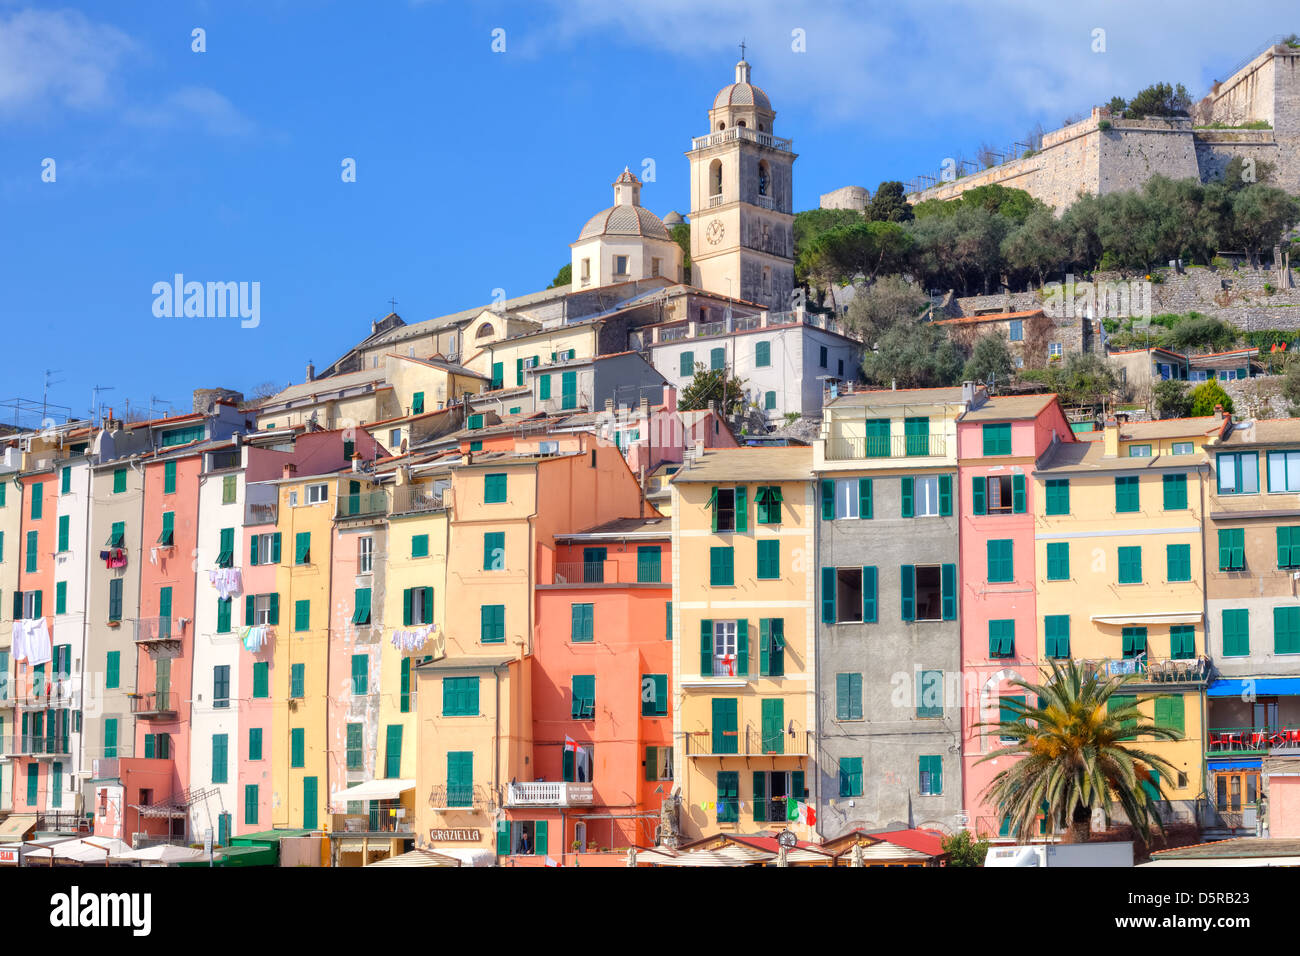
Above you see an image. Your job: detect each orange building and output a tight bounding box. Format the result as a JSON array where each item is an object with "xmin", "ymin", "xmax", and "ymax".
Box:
[{"xmin": 501, "ymin": 517, "xmax": 672, "ymax": 864}]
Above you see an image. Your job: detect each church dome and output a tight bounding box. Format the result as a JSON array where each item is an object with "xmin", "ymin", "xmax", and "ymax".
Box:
[
  {"xmin": 578, "ymin": 206, "xmax": 672, "ymax": 240},
  {"xmin": 662, "ymin": 210, "xmax": 686, "ymax": 228},
  {"xmin": 712, "ymin": 59, "xmax": 771, "ymax": 111}
]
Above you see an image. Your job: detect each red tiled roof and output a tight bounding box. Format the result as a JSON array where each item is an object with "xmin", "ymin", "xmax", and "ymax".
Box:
[{"xmin": 934, "ymin": 309, "xmax": 1045, "ymax": 324}]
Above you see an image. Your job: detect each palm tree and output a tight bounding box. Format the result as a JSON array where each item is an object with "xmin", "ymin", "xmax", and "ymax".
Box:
[{"xmin": 976, "ymin": 659, "xmax": 1183, "ymax": 844}]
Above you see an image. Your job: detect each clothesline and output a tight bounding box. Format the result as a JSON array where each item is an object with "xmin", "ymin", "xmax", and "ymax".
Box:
[
  {"xmin": 390, "ymin": 624, "xmax": 437, "ymax": 652},
  {"xmin": 207, "ymin": 567, "xmax": 244, "ymax": 601},
  {"xmin": 11, "ymin": 617, "xmax": 52, "ymax": 666}
]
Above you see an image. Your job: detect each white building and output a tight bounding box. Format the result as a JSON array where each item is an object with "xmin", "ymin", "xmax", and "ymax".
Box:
[{"xmin": 570, "ymin": 168, "xmax": 684, "ymax": 291}]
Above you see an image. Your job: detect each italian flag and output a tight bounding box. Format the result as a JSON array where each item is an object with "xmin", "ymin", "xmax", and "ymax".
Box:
[{"xmin": 788, "ymin": 800, "xmax": 816, "ymax": 826}]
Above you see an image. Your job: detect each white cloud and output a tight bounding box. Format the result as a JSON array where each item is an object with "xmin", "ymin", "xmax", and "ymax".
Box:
[
  {"xmin": 0, "ymin": 6, "xmax": 133, "ymax": 114},
  {"xmin": 124, "ymin": 85, "xmax": 256, "ymax": 137}
]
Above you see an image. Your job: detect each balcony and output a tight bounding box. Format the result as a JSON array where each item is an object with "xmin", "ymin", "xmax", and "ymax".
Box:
[
  {"xmin": 690, "ymin": 126, "xmax": 794, "ymax": 153},
  {"xmin": 425, "ymin": 784, "xmax": 491, "ymax": 812},
  {"xmin": 505, "ymin": 782, "xmax": 595, "ymax": 808},
  {"xmin": 1079, "ymin": 655, "xmax": 1211, "ymax": 685},
  {"xmin": 546, "ymin": 559, "xmax": 663, "ymax": 587},
  {"xmin": 685, "ymin": 728, "xmax": 812, "ymax": 757},
  {"xmin": 337, "ymin": 490, "xmax": 388, "ymax": 519},
  {"xmin": 129, "ymin": 691, "xmax": 177, "ymax": 719},
  {"xmin": 825, "ymin": 433, "xmax": 951, "ymax": 461},
  {"xmin": 390, "ymin": 485, "xmax": 445, "ymax": 517},
  {"xmin": 17, "ymin": 680, "xmax": 75, "ymax": 710},
  {"xmin": 1207, "ymin": 726, "xmax": 1300, "ymax": 754},
  {"xmin": 3, "ymin": 734, "xmax": 72, "ymax": 758}
]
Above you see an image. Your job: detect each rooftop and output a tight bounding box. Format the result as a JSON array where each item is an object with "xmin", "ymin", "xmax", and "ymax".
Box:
[
  {"xmin": 1120, "ymin": 415, "xmax": 1226, "ymax": 441},
  {"xmin": 1217, "ymin": 418, "xmax": 1300, "ymax": 447},
  {"xmin": 556, "ymin": 516, "xmax": 671, "ymax": 540},
  {"xmin": 933, "ymin": 309, "xmax": 1046, "ymax": 325},
  {"xmin": 826, "ymin": 385, "xmax": 972, "ymax": 409},
  {"xmin": 1035, "ymin": 440, "xmax": 1206, "ymax": 474},
  {"xmin": 959, "ymin": 393, "xmax": 1058, "ymax": 422},
  {"xmin": 673, "ymin": 446, "xmax": 812, "ymax": 483}
]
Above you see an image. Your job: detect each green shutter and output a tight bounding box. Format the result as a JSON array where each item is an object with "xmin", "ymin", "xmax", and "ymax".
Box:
[
  {"xmin": 62, "ymin": 467, "xmax": 72, "ymax": 494},
  {"xmin": 295, "ymin": 531, "xmax": 310, "ymax": 564},
  {"xmin": 972, "ymin": 476, "xmax": 986, "ymax": 515},
  {"xmin": 384, "ymin": 725, "xmax": 403, "ymax": 778},
  {"xmin": 821, "ymin": 568, "xmax": 836, "ymax": 623},
  {"xmin": 821, "ymin": 479, "xmax": 834, "ymax": 520},
  {"xmin": 351, "ymin": 654, "xmax": 368, "ymax": 695},
  {"xmin": 1222, "ymin": 608, "xmax": 1250, "ymax": 657},
  {"xmin": 291, "ymin": 663, "xmax": 304, "ymax": 698},
  {"xmin": 249, "ymin": 727, "xmax": 263, "ymax": 761},
  {"xmin": 699, "ymin": 620, "xmax": 713, "ymax": 676},
  {"xmin": 900, "ymin": 476, "xmax": 914, "ymax": 518},
  {"xmin": 30, "ymin": 481, "xmax": 42, "ymax": 520},
  {"xmin": 757, "ymin": 539, "xmax": 779, "ymax": 580},
  {"xmin": 734, "ymin": 485, "xmax": 748, "ymax": 533},
  {"xmin": 753, "ymin": 771, "xmax": 767, "ymax": 820},
  {"xmin": 212, "ymin": 734, "xmax": 228, "ymax": 783},
  {"xmin": 680, "ymin": 352, "xmax": 694, "ymax": 376},
  {"xmin": 1046, "ymin": 542, "xmax": 1069, "ymax": 581},
  {"xmin": 901, "ymin": 565, "xmax": 915, "ymax": 621},
  {"xmin": 863, "ymin": 566, "xmax": 878, "ymax": 623},
  {"xmin": 294, "ymin": 599, "xmax": 310, "ymax": 632},
  {"xmin": 268, "ymin": 591, "xmax": 279, "ymax": 625},
  {"xmin": 1012, "ymin": 473, "xmax": 1026, "ymax": 513},
  {"xmin": 1045, "ymin": 479, "xmax": 1069, "ymax": 515},
  {"xmin": 57, "ymin": 515, "xmax": 69, "ymax": 553},
  {"xmin": 1275, "ymin": 606, "xmax": 1300, "ymax": 655},
  {"xmin": 1170, "ymin": 625, "xmax": 1195, "ymax": 659},
  {"xmin": 1045, "ymin": 615, "xmax": 1070, "ymax": 658},
  {"xmin": 941, "ymin": 563, "xmax": 956, "ymax": 620},
  {"xmin": 113, "ymin": 468, "xmax": 126, "ymax": 494},
  {"xmin": 216, "ymin": 597, "xmax": 231, "ymax": 633},
  {"xmin": 760, "ymin": 698, "xmax": 783, "ymax": 753},
  {"xmin": 1163, "ymin": 473, "xmax": 1187, "ymax": 511},
  {"xmin": 1115, "ymin": 475, "xmax": 1139, "ymax": 513},
  {"xmin": 1166, "ymin": 544, "xmax": 1192, "ymax": 582},
  {"xmin": 291, "ymin": 728, "xmax": 304, "ymax": 767},
  {"xmin": 253, "ymin": 661, "xmax": 268, "ymax": 698},
  {"xmin": 1118, "ymin": 545, "xmax": 1143, "ymax": 584},
  {"xmin": 938, "ymin": 475, "xmax": 952, "ymax": 516},
  {"xmin": 858, "ymin": 478, "xmax": 873, "ymax": 519}
]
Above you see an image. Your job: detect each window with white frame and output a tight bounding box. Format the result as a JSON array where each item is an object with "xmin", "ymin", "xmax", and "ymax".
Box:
[
  {"xmin": 306, "ymin": 483, "xmax": 328, "ymax": 504},
  {"xmin": 834, "ymin": 478, "xmax": 859, "ymax": 520},
  {"xmin": 1269, "ymin": 451, "xmax": 1300, "ymax": 493},
  {"xmin": 287, "ymin": 490, "xmax": 298, "ymax": 507},
  {"xmin": 914, "ymin": 476, "xmax": 940, "ymax": 517},
  {"xmin": 712, "ymin": 621, "xmax": 738, "ymax": 677},
  {"xmin": 1009, "ymin": 320, "xmax": 1024, "ymax": 342},
  {"xmin": 1049, "ymin": 342, "xmax": 1063, "ymax": 358},
  {"xmin": 358, "ymin": 535, "xmax": 374, "ymax": 574},
  {"xmin": 252, "ymin": 595, "xmax": 274, "ymax": 625},
  {"xmin": 252, "ymin": 534, "xmax": 275, "ymax": 565},
  {"xmin": 1172, "ymin": 442, "xmax": 1194, "ymax": 456}
]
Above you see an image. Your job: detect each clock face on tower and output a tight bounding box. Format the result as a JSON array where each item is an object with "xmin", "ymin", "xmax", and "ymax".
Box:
[{"xmin": 705, "ymin": 219, "xmax": 725, "ymax": 245}]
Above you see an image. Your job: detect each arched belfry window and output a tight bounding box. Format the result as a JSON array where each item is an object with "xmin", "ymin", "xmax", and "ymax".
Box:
[
  {"xmin": 717, "ymin": 121, "xmax": 726, "ymax": 131},
  {"xmin": 709, "ymin": 159, "xmax": 723, "ymax": 197},
  {"xmin": 758, "ymin": 160, "xmax": 770, "ymax": 197},
  {"xmin": 737, "ymin": 120, "xmax": 746, "ymax": 128}
]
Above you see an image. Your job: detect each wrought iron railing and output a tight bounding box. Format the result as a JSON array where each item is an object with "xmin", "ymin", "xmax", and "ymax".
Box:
[
  {"xmin": 825, "ymin": 433, "xmax": 950, "ymax": 461},
  {"xmin": 337, "ymin": 490, "xmax": 388, "ymax": 518}
]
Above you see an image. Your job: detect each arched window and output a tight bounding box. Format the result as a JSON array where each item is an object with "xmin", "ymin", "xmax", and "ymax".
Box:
[
  {"xmin": 717, "ymin": 121, "xmax": 726, "ymax": 131},
  {"xmin": 709, "ymin": 159, "xmax": 723, "ymax": 197},
  {"xmin": 758, "ymin": 160, "xmax": 770, "ymax": 197},
  {"xmin": 737, "ymin": 120, "xmax": 746, "ymax": 128},
  {"xmin": 475, "ymin": 323, "xmax": 495, "ymax": 340}
]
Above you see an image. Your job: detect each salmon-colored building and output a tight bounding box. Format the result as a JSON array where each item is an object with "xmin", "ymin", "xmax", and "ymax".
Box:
[
  {"xmin": 12, "ymin": 469, "xmax": 56, "ymax": 817},
  {"xmin": 502, "ymin": 517, "xmax": 672, "ymax": 864},
  {"xmin": 957, "ymin": 393, "xmax": 1074, "ymax": 837}
]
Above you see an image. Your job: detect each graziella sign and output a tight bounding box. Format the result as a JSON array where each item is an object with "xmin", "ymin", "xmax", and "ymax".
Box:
[{"xmin": 428, "ymin": 828, "xmax": 482, "ymax": 842}]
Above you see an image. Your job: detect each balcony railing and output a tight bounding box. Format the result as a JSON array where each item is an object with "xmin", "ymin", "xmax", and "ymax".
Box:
[
  {"xmin": 36, "ymin": 812, "xmax": 90, "ymax": 834},
  {"xmin": 17, "ymin": 680, "xmax": 75, "ymax": 709},
  {"xmin": 129, "ymin": 691, "xmax": 176, "ymax": 718},
  {"xmin": 337, "ymin": 490, "xmax": 388, "ymax": 519},
  {"xmin": 685, "ymin": 728, "xmax": 812, "ymax": 757},
  {"xmin": 659, "ymin": 326, "xmax": 688, "ymax": 343},
  {"xmin": 244, "ymin": 483, "xmax": 278, "ymax": 526},
  {"xmin": 548, "ymin": 561, "xmax": 663, "ymax": 586},
  {"xmin": 691, "ymin": 126, "xmax": 794, "ymax": 153},
  {"xmin": 1079, "ymin": 655, "xmax": 1211, "ymax": 684},
  {"xmin": 825, "ymin": 433, "xmax": 950, "ymax": 461},
  {"xmin": 133, "ymin": 616, "xmax": 181, "ymax": 645},
  {"xmin": 745, "ymin": 729, "xmax": 812, "ymax": 757},
  {"xmin": 1207, "ymin": 726, "xmax": 1300, "ymax": 753},
  {"xmin": 4, "ymin": 734, "xmax": 72, "ymax": 757},
  {"xmin": 505, "ymin": 781, "xmax": 595, "ymax": 808},
  {"xmin": 390, "ymin": 485, "xmax": 445, "ymax": 516},
  {"xmin": 426, "ymin": 784, "xmax": 491, "ymax": 811}
]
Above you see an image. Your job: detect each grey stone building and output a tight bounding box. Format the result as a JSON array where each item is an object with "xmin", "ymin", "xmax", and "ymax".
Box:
[{"xmin": 811, "ymin": 386, "xmax": 977, "ymax": 838}]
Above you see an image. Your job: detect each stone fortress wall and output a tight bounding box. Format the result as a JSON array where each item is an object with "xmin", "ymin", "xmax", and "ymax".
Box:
[{"xmin": 889, "ymin": 41, "xmax": 1300, "ymax": 210}]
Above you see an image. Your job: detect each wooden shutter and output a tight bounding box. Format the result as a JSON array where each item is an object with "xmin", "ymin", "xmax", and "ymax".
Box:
[
  {"xmin": 759, "ymin": 619, "xmax": 770, "ymax": 676},
  {"xmin": 734, "ymin": 485, "xmax": 748, "ymax": 533},
  {"xmin": 699, "ymin": 620, "xmax": 713, "ymax": 676},
  {"xmin": 901, "ymin": 565, "xmax": 915, "ymax": 621},
  {"xmin": 972, "ymin": 476, "xmax": 986, "ymax": 515},
  {"xmin": 1012, "ymin": 473, "xmax": 1026, "ymax": 513},
  {"xmin": 941, "ymin": 563, "xmax": 956, "ymax": 620},
  {"xmin": 403, "ymin": 588, "xmax": 413, "ymax": 627},
  {"xmin": 736, "ymin": 619, "xmax": 749, "ymax": 676},
  {"xmin": 821, "ymin": 479, "xmax": 834, "ymax": 520},
  {"xmin": 268, "ymin": 592, "xmax": 280, "ymax": 625},
  {"xmin": 938, "ymin": 475, "xmax": 952, "ymax": 516},
  {"xmin": 270, "ymin": 532, "xmax": 281, "ymax": 563},
  {"xmin": 858, "ymin": 478, "xmax": 873, "ymax": 519},
  {"xmin": 821, "ymin": 567, "xmax": 836, "ymax": 623},
  {"xmin": 900, "ymin": 476, "xmax": 914, "ymax": 518}
]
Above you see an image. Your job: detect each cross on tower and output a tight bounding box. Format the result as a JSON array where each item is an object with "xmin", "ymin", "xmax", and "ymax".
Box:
[
  {"xmin": 739, "ymin": 39, "xmax": 746, "ymax": 59},
  {"xmin": 388, "ymin": 297, "xmax": 398, "ymax": 312}
]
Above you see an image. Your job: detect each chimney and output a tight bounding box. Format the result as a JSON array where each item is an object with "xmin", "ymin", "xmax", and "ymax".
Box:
[
  {"xmin": 351, "ymin": 453, "xmax": 362, "ymax": 473},
  {"xmin": 961, "ymin": 381, "xmax": 976, "ymax": 406},
  {"xmin": 604, "ymin": 398, "xmax": 614, "ymax": 415},
  {"xmin": 1214, "ymin": 403, "xmax": 1226, "ymax": 424},
  {"xmin": 1102, "ymin": 417, "xmax": 1120, "ymax": 458},
  {"xmin": 305, "ymin": 360, "xmax": 315, "ymax": 383},
  {"xmin": 282, "ymin": 463, "xmax": 297, "ymax": 479}
]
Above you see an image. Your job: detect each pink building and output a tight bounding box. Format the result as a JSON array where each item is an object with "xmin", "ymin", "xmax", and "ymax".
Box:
[{"xmin": 957, "ymin": 394, "xmax": 1073, "ymax": 836}]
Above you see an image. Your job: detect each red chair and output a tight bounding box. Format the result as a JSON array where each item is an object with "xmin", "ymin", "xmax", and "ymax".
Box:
[{"xmin": 1209, "ymin": 732, "xmax": 1225, "ymax": 751}]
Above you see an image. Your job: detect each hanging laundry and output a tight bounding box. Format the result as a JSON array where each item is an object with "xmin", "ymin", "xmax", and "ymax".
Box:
[
  {"xmin": 10, "ymin": 620, "xmax": 28, "ymax": 662},
  {"xmin": 149, "ymin": 548, "xmax": 159, "ymax": 565},
  {"xmin": 242, "ymin": 625, "xmax": 273, "ymax": 653},
  {"xmin": 106, "ymin": 548, "xmax": 127, "ymax": 569},
  {"xmin": 390, "ymin": 624, "xmax": 436, "ymax": 652},
  {"xmin": 23, "ymin": 617, "xmax": 52, "ymax": 667},
  {"xmin": 207, "ymin": 567, "xmax": 243, "ymax": 601}
]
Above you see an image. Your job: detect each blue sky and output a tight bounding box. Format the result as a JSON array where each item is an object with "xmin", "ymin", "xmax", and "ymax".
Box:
[{"xmin": 1, "ymin": 0, "xmax": 1294, "ymax": 423}]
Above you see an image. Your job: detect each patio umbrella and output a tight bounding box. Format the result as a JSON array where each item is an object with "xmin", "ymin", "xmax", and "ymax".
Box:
[
  {"xmin": 851, "ymin": 843, "xmax": 864, "ymax": 868},
  {"xmin": 625, "ymin": 846, "xmax": 638, "ymax": 867},
  {"xmin": 776, "ymin": 844, "xmax": 789, "ymax": 868},
  {"xmin": 114, "ymin": 844, "xmax": 206, "ymax": 865}
]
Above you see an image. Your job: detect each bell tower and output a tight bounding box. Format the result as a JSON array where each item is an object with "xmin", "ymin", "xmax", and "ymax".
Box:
[{"xmin": 686, "ymin": 56, "xmax": 797, "ymax": 309}]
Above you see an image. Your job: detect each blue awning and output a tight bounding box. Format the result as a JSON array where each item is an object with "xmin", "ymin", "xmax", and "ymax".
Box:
[
  {"xmin": 1207, "ymin": 678, "xmax": 1300, "ymax": 698},
  {"xmin": 1208, "ymin": 759, "xmax": 1262, "ymax": 771}
]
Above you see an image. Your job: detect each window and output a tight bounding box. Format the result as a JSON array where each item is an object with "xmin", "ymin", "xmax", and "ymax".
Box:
[
  {"xmin": 412, "ymin": 391, "xmax": 425, "ymax": 415},
  {"xmin": 250, "ymin": 532, "xmax": 280, "ymax": 565},
  {"xmin": 106, "ymin": 651, "xmax": 120, "ymax": 689},
  {"xmin": 1122, "ymin": 627, "xmax": 1147, "ymax": 659},
  {"xmin": 290, "ymin": 728, "xmax": 304, "ymax": 768},
  {"xmin": 358, "ymin": 536, "xmax": 373, "ymax": 574},
  {"xmin": 710, "ymin": 347, "xmax": 725, "ymax": 372},
  {"xmin": 1275, "ymin": 606, "xmax": 1300, "ymax": 655},
  {"xmin": 918, "ymin": 756, "xmax": 943, "ymax": 796},
  {"xmin": 253, "ymin": 662, "xmax": 269, "ymax": 698},
  {"xmin": 1000, "ymin": 696, "xmax": 1026, "ymax": 741},
  {"xmin": 108, "ymin": 579, "xmax": 123, "ymax": 623},
  {"xmin": 1045, "ymin": 479, "xmax": 1069, "ymax": 515},
  {"xmin": 447, "ymin": 752, "xmax": 473, "ymax": 806},
  {"xmin": 1114, "ymin": 476, "xmax": 1140, "ymax": 513},
  {"xmin": 294, "ymin": 598, "xmax": 310, "ymax": 632},
  {"xmin": 411, "ymin": 534, "xmax": 429, "ymax": 559},
  {"xmin": 1170, "ymin": 625, "xmax": 1195, "ymax": 660},
  {"xmin": 1163, "ymin": 474, "xmax": 1187, "ymax": 510},
  {"xmin": 157, "ymin": 511, "xmax": 174, "ymax": 547},
  {"xmin": 403, "ymin": 587, "xmax": 433, "ymax": 626},
  {"xmin": 443, "ymin": 676, "xmax": 480, "ymax": 716},
  {"xmin": 755, "ymin": 486, "xmax": 783, "ymax": 524},
  {"xmin": 294, "ymin": 531, "xmax": 310, "ymax": 565},
  {"xmin": 679, "ymin": 352, "xmax": 694, "ymax": 377},
  {"xmin": 1118, "ymin": 546, "xmax": 1143, "ymax": 584},
  {"xmin": 836, "ymin": 673, "xmax": 863, "ymax": 720},
  {"xmin": 1218, "ymin": 528, "xmax": 1245, "ymax": 571},
  {"xmin": 57, "ymin": 515, "xmax": 69, "ymax": 552},
  {"xmin": 480, "ymin": 604, "xmax": 505, "ymax": 643},
  {"xmin": 350, "ymin": 587, "xmax": 371, "ymax": 625},
  {"xmin": 982, "ymin": 423, "xmax": 1011, "ymax": 456},
  {"xmin": 641, "ymin": 674, "xmax": 668, "ymax": 716},
  {"xmin": 483, "ymin": 473, "xmax": 507, "ymax": 504},
  {"xmin": 1128, "ymin": 445, "xmax": 1152, "ymax": 458},
  {"xmin": 1222, "ymin": 609, "xmax": 1249, "ymax": 657},
  {"xmin": 570, "ymin": 603, "xmax": 593, "ymax": 643},
  {"xmin": 1172, "ymin": 442, "xmax": 1194, "ymax": 456},
  {"xmin": 904, "ymin": 417, "xmax": 931, "ymax": 456},
  {"xmin": 917, "ymin": 670, "xmax": 943, "ymax": 718},
  {"xmin": 1268, "ymin": 450, "xmax": 1300, "ymax": 492},
  {"xmin": 716, "ymin": 771, "xmax": 739, "ymax": 823},
  {"xmin": 764, "ymin": 390, "xmax": 776, "ymax": 410},
  {"xmin": 756, "ymin": 540, "xmax": 780, "ymax": 580},
  {"xmin": 988, "ymin": 619, "xmax": 1015, "ymax": 658},
  {"xmin": 1217, "ymin": 452, "xmax": 1259, "ymax": 495},
  {"xmin": 839, "ymin": 758, "xmax": 863, "ymax": 797},
  {"xmin": 570, "ymin": 675, "xmax": 595, "ymax": 719},
  {"xmin": 55, "ymin": 581, "xmax": 67, "ymax": 614},
  {"xmin": 162, "ymin": 461, "xmax": 176, "ymax": 494},
  {"xmin": 905, "ymin": 475, "xmax": 946, "ymax": 517},
  {"xmin": 580, "ymin": 258, "xmax": 590, "ymax": 281},
  {"xmin": 306, "ymin": 483, "xmax": 329, "ymax": 504},
  {"xmin": 113, "ymin": 468, "xmax": 126, "ymax": 494},
  {"xmin": 759, "ymin": 618, "xmax": 785, "ymax": 676},
  {"xmin": 651, "ymin": 257, "xmax": 662, "ymax": 277},
  {"xmin": 212, "ymin": 734, "xmax": 228, "ymax": 783},
  {"xmin": 563, "ymin": 742, "xmax": 594, "ymax": 783},
  {"xmin": 613, "ymin": 255, "xmax": 629, "ymax": 275},
  {"xmin": 972, "ymin": 474, "xmax": 1025, "ymax": 515},
  {"xmin": 161, "ymin": 424, "xmax": 204, "ymax": 447},
  {"xmin": 900, "ymin": 563, "xmax": 955, "ymax": 622},
  {"xmin": 1280, "ymin": 527, "xmax": 1300, "ymax": 569},
  {"xmin": 1166, "ymin": 544, "xmax": 1192, "ymax": 582},
  {"xmin": 1045, "ymin": 614, "xmax": 1070, "ymax": 658},
  {"xmin": 384, "ymin": 725, "xmax": 403, "ymax": 778},
  {"xmin": 30, "ymin": 481, "xmax": 42, "ymax": 520},
  {"xmin": 1048, "ymin": 342, "xmax": 1063, "ymax": 359},
  {"xmin": 212, "ymin": 665, "xmax": 230, "ymax": 708},
  {"xmin": 1009, "ymin": 319, "xmax": 1024, "ymax": 341},
  {"xmin": 987, "ymin": 539, "xmax": 1014, "ymax": 583},
  {"xmin": 351, "ymin": 654, "xmax": 369, "ymax": 695},
  {"xmin": 290, "ymin": 663, "xmax": 304, "ymax": 698},
  {"xmin": 216, "ymin": 527, "xmax": 234, "ymax": 568},
  {"xmin": 1045, "ymin": 542, "xmax": 1069, "ymax": 581},
  {"xmin": 709, "ymin": 546, "xmax": 734, "ymax": 586},
  {"xmin": 823, "ymin": 566, "xmax": 879, "ymax": 624},
  {"xmin": 819, "ymin": 345, "xmax": 828, "ymax": 368},
  {"xmin": 826, "ymin": 477, "xmax": 865, "ymax": 520},
  {"xmin": 637, "ymin": 545, "xmax": 662, "ymax": 583},
  {"xmin": 468, "ymin": 413, "xmax": 484, "ymax": 430},
  {"xmin": 755, "ymin": 341, "xmax": 771, "ymax": 367}
]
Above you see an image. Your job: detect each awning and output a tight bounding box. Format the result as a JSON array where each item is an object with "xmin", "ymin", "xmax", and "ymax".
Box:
[
  {"xmin": 113, "ymin": 844, "xmax": 205, "ymax": 864},
  {"xmin": 338, "ymin": 840, "xmax": 390, "ymax": 856},
  {"xmin": 0, "ymin": 815, "xmax": 37, "ymax": 841},
  {"xmin": 428, "ymin": 847, "xmax": 495, "ymax": 867},
  {"xmin": 1091, "ymin": 612, "xmax": 1203, "ymax": 626},
  {"xmin": 1209, "ymin": 759, "xmax": 1262, "ymax": 771},
  {"xmin": 639, "ymin": 848, "xmax": 765, "ymax": 867},
  {"xmin": 366, "ymin": 848, "xmax": 461, "ymax": 868},
  {"xmin": 331, "ymin": 778, "xmax": 415, "ymax": 802},
  {"xmin": 26, "ymin": 837, "xmax": 131, "ymax": 863},
  {"xmin": 1208, "ymin": 677, "xmax": 1300, "ymax": 697}
]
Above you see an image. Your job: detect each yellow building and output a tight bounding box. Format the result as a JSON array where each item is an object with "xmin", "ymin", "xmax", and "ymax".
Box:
[
  {"xmin": 270, "ymin": 470, "xmax": 347, "ymax": 829},
  {"xmin": 464, "ymin": 313, "xmax": 602, "ymax": 396},
  {"xmin": 1033, "ymin": 416, "xmax": 1222, "ymax": 819},
  {"xmin": 670, "ymin": 447, "xmax": 817, "ymax": 841},
  {"xmin": 412, "ymin": 435, "xmax": 646, "ymax": 856}
]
